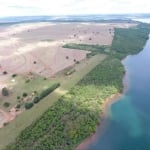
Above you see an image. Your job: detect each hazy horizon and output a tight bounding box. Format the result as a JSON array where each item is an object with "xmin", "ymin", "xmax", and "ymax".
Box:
[{"xmin": 0, "ymin": 0, "xmax": 150, "ymax": 17}]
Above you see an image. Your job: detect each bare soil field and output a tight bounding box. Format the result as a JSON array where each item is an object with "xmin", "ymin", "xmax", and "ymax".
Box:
[{"xmin": 0, "ymin": 22, "xmax": 136, "ymax": 83}]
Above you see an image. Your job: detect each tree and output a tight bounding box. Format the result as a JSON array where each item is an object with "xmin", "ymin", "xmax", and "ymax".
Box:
[
  {"xmin": 3, "ymin": 71, "xmax": 8, "ymax": 75},
  {"xmin": 2, "ymin": 87, "xmax": 9, "ymax": 96},
  {"xmin": 74, "ymin": 59, "xmax": 77, "ymax": 62},
  {"xmin": 33, "ymin": 97, "xmax": 40, "ymax": 104},
  {"xmin": 66, "ymin": 56, "xmax": 69, "ymax": 59},
  {"xmin": 22, "ymin": 93, "xmax": 28, "ymax": 97},
  {"xmin": 3, "ymin": 102, "xmax": 10, "ymax": 107},
  {"xmin": 25, "ymin": 102, "xmax": 34, "ymax": 109},
  {"xmin": 17, "ymin": 96, "xmax": 20, "ymax": 99},
  {"xmin": 12, "ymin": 74, "xmax": 17, "ymax": 78}
]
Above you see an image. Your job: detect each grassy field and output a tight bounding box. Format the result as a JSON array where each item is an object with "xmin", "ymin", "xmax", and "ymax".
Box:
[
  {"xmin": 4, "ymin": 57, "xmax": 124, "ymax": 150},
  {"xmin": 0, "ymin": 75, "xmax": 56, "ymax": 110},
  {"xmin": 0, "ymin": 54, "xmax": 107, "ymax": 149}
]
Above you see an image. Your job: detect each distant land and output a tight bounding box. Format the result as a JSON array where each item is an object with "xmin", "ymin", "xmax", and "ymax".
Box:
[{"xmin": 0, "ymin": 14, "xmax": 150, "ymax": 25}]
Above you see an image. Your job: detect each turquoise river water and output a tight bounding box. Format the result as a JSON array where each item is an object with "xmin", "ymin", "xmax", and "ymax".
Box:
[{"xmin": 88, "ymin": 35, "xmax": 150, "ymax": 150}]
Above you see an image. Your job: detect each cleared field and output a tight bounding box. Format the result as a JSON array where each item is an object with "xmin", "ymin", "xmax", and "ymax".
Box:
[
  {"xmin": 0, "ymin": 54, "xmax": 106, "ymax": 149},
  {"xmin": 0, "ymin": 22, "xmax": 136, "ymax": 86},
  {"xmin": 0, "ymin": 46, "xmax": 88, "ymax": 80}
]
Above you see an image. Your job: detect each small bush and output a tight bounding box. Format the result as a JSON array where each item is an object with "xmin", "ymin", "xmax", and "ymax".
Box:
[
  {"xmin": 66, "ymin": 56, "xmax": 69, "ymax": 59},
  {"xmin": 33, "ymin": 97, "xmax": 40, "ymax": 104},
  {"xmin": 2, "ymin": 87, "xmax": 9, "ymax": 96},
  {"xmin": 76, "ymin": 61, "xmax": 80, "ymax": 64},
  {"xmin": 3, "ymin": 71, "xmax": 7, "ymax": 75},
  {"xmin": 17, "ymin": 96, "xmax": 20, "ymax": 99},
  {"xmin": 25, "ymin": 79, "xmax": 30, "ymax": 83},
  {"xmin": 74, "ymin": 59, "xmax": 77, "ymax": 62},
  {"xmin": 3, "ymin": 122, "xmax": 9, "ymax": 126},
  {"xmin": 3, "ymin": 102, "xmax": 10, "ymax": 107},
  {"xmin": 12, "ymin": 74, "xmax": 17, "ymax": 78},
  {"xmin": 22, "ymin": 93, "xmax": 28, "ymax": 97},
  {"xmin": 34, "ymin": 91, "xmax": 37, "ymax": 94},
  {"xmin": 25, "ymin": 102, "xmax": 34, "ymax": 109}
]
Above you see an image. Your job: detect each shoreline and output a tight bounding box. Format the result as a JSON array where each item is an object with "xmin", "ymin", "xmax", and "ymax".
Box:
[
  {"xmin": 76, "ymin": 42, "xmax": 145, "ymax": 150},
  {"xmin": 76, "ymin": 31, "xmax": 150, "ymax": 150},
  {"xmin": 76, "ymin": 67, "xmax": 128, "ymax": 150},
  {"xmin": 76, "ymin": 92, "xmax": 123, "ymax": 150}
]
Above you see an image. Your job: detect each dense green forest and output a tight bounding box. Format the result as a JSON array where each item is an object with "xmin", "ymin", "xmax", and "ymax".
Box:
[
  {"xmin": 63, "ymin": 43, "xmax": 106, "ymax": 52},
  {"xmin": 111, "ymin": 23, "xmax": 150, "ymax": 59},
  {"xmin": 63, "ymin": 43, "xmax": 108, "ymax": 56},
  {"xmin": 5, "ymin": 23, "xmax": 150, "ymax": 150}
]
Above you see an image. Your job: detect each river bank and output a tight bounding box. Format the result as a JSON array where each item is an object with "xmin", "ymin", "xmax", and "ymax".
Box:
[
  {"xmin": 76, "ymin": 59, "xmax": 128, "ymax": 150},
  {"xmin": 76, "ymin": 93, "xmax": 122, "ymax": 150}
]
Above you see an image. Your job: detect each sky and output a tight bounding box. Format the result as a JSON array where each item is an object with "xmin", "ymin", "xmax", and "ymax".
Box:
[{"xmin": 0, "ymin": 0, "xmax": 150, "ymax": 17}]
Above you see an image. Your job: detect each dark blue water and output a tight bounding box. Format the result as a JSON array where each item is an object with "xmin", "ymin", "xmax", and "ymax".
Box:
[{"xmin": 88, "ymin": 36, "xmax": 150, "ymax": 150}]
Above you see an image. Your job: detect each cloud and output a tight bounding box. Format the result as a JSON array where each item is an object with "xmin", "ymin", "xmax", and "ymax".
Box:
[{"xmin": 0, "ymin": 0, "xmax": 149, "ymax": 17}]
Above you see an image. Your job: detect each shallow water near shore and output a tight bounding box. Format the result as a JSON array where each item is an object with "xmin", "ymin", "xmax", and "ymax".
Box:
[{"xmin": 87, "ymin": 36, "xmax": 150, "ymax": 150}]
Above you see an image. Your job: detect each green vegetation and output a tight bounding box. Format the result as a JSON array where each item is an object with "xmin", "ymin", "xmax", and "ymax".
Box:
[
  {"xmin": 2, "ymin": 87, "xmax": 9, "ymax": 96},
  {"xmin": 4, "ymin": 23, "xmax": 150, "ymax": 150},
  {"xmin": 64, "ymin": 24, "xmax": 150, "ymax": 60},
  {"xmin": 3, "ymin": 102, "xmax": 10, "ymax": 108},
  {"xmin": 63, "ymin": 43, "xmax": 109, "ymax": 56},
  {"xmin": 17, "ymin": 96, "xmax": 20, "ymax": 100},
  {"xmin": 22, "ymin": 93, "xmax": 28, "ymax": 97},
  {"xmin": 1, "ymin": 75, "xmax": 57, "ymax": 110},
  {"xmin": 0, "ymin": 54, "xmax": 106, "ymax": 149},
  {"xmin": 5, "ymin": 58, "xmax": 124, "ymax": 150},
  {"xmin": 24, "ymin": 83, "xmax": 60, "ymax": 109},
  {"xmin": 111, "ymin": 23, "xmax": 150, "ymax": 59},
  {"xmin": 33, "ymin": 97, "xmax": 40, "ymax": 104},
  {"xmin": 12, "ymin": 74, "xmax": 17, "ymax": 78},
  {"xmin": 25, "ymin": 102, "xmax": 34, "ymax": 109},
  {"xmin": 39, "ymin": 83, "xmax": 60, "ymax": 100}
]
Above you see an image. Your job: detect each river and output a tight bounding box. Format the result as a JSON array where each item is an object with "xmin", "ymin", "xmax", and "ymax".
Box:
[{"xmin": 87, "ymin": 33, "xmax": 150, "ymax": 149}]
